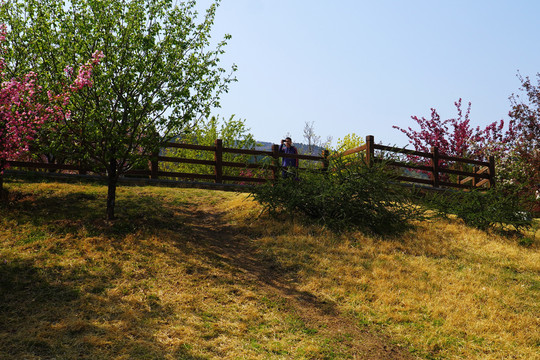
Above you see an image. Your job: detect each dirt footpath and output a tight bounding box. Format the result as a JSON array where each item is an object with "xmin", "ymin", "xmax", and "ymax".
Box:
[{"xmin": 189, "ymin": 207, "xmax": 415, "ymax": 360}]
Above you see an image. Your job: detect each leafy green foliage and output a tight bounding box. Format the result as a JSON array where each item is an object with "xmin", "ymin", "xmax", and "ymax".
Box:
[
  {"xmin": 251, "ymin": 157, "xmax": 424, "ymax": 235},
  {"xmin": 334, "ymin": 133, "xmax": 365, "ymax": 152},
  {"xmin": 161, "ymin": 115, "xmax": 258, "ymax": 177},
  {"xmin": 0, "ymin": 0, "xmax": 236, "ymax": 218},
  {"xmin": 424, "ymin": 185, "xmax": 533, "ymax": 232}
]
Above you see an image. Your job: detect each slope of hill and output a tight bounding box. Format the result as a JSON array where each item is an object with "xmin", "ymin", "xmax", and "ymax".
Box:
[{"xmin": 0, "ymin": 179, "xmax": 538, "ymax": 359}]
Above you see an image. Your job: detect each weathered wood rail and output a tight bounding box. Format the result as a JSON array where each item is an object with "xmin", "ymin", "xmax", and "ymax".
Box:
[
  {"xmin": 2, "ymin": 135, "xmax": 495, "ymax": 190},
  {"xmin": 2, "ymin": 140, "xmax": 328, "ymax": 188},
  {"xmin": 340, "ymin": 135, "xmax": 495, "ymax": 189}
]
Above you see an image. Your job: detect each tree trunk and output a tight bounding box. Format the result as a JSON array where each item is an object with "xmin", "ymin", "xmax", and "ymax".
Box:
[
  {"xmin": 0, "ymin": 159, "xmax": 6, "ymax": 203},
  {"xmin": 106, "ymin": 158, "xmax": 118, "ymax": 220},
  {"xmin": 0, "ymin": 173, "xmax": 5, "ymax": 203}
]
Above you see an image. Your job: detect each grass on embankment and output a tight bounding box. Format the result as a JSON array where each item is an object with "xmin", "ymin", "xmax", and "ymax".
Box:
[{"xmin": 0, "ymin": 179, "xmax": 539, "ymax": 359}]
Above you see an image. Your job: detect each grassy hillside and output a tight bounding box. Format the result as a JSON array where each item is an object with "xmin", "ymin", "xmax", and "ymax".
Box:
[{"xmin": 0, "ymin": 179, "xmax": 539, "ymax": 359}]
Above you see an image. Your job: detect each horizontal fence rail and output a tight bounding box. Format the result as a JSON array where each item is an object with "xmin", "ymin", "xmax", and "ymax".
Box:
[
  {"xmin": 2, "ymin": 135, "xmax": 495, "ymax": 191},
  {"xmin": 3, "ymin": 139, "xmax": 328, "ymax": 189},
  {"xmin": 339, "ymin": 135, "xmax": 495, "ymax": 190}
]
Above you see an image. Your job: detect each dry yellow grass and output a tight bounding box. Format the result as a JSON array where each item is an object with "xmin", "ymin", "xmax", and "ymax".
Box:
[
  {"xmin": 223, "ymin": 194, "xmax": 540, "ymax": 359},
  {"xmin": 0, "ymin": 178, "xmax": 538, "ymax": 359}
]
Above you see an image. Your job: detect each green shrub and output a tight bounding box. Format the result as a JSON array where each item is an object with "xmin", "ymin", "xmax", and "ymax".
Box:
[
  {"xmin": 424, "ymin": 184, "xmax": 533, "ymax": 231},
  {"xmin": 251, "ymin": 158, "xmax": 424, "ymax": 235}
]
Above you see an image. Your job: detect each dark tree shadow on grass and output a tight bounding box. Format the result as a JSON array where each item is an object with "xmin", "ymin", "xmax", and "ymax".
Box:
[
  {"xmin": 0, "ymin": 185, "xmax": 210, "ymax": 358},
  {"xmin": 0, "ymin": 181, "xmax": 412, "ymax": 359},
  {"xmin": 0, "ymin": 256, "xmax": 207, "ymax": 359},
  {"xmin": 2, "ymin": 188, "xmax": 190, "ymax": 238}
]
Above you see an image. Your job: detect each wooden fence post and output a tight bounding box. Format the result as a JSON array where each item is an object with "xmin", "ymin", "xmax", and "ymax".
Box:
[
  {"xmin": 488, "ymin": 155, "xmax": 496, "ymax": 188},
  {"xmin": 431, "ymin": 146, "xmax": 440, "ymax": 188},
  {"xmin": 79, "ymin": 161, "xmax": 87, "ymax": 175},
  {"xmin": 214, "ymin": 139, "xmax": 223, "ymax": 184},
  {"xmin": 271, "ymin": 144, "xmax": 280, "ymax": 180},
  {"xmin": 365, "ymin": 135, "xmax": 374, "ymax": 167},
  {"xmin": 0, "ymin": 162, "xmax": 4, "ymax": 201},
  {"xmin": 150, "ymin": 149, "xmax": 159, "ymax": 179},
  {"xmin": 472, "ymin": 165, "xmax": 478, "ymax": 187},
  {"xmin": 322, "ymin": 149, "xmax": 330, "ymax": 172}
]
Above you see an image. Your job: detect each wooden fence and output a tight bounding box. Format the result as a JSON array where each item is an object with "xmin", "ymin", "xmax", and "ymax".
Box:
[
  {"xmin": 3, "ymin": 140, "xmax": 328, "ymax": 187},
  {"xmin": 3, "ymin": 135, "xmax": 495, "ymax": 190},
  {"xmin": 340, "ymin": 135, "xmax": 495, "ymax": 190}
]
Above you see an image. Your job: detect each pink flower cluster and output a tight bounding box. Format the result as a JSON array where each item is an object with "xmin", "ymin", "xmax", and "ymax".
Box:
[
  {"xmin": 0, "ymin": 72, "xmax": 46, "ymax": 161},
  {"xmin": 238, "ymin": 168, "xmax": 258, "ymax": 185},
  {"xmin": 0, "ymin": 24, "xmax": 103, "ymax": 173},
  {"xmin": 393, "ymin": 97, "xmax": 540, "ymax": 203},
  {"xmin": 393, "ymin": 99, "xmax": 510, "ymax": 164},
  {"xmin": 70, "ymin": 51, "xmax": 104, "ymax": 91}
]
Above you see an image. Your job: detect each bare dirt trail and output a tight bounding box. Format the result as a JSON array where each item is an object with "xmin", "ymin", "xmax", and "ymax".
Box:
[{"xmin": 186, "ymin": 206, "xmax": 415, "ymax": 360}]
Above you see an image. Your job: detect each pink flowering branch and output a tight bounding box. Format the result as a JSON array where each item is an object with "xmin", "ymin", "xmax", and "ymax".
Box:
[
  {"xmin": 0, "ymin": 23, "xmax": 103, "ymax": 174},
  {"xmin": 394, "ymin": 99, "xmax": 511, "ymax": 163}
]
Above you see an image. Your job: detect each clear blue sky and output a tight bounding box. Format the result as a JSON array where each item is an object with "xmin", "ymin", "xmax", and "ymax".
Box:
[{"xmin": 195, "ymin": 0, "xmax": 540, "ymax": 147}]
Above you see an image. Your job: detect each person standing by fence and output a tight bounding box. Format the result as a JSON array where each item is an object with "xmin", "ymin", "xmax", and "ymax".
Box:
[{"xmin": 279, "ymin": 137, "xmax": 299, "ymax": 179}]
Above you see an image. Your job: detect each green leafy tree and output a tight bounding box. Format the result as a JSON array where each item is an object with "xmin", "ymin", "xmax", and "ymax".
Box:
[
  {"xmin": 331, "ymin": 133, "xmax": 366, "ymax": 166},
  {"xmin": 162, "ymin": 115, "xmax": 258, "ymax": 177},
  {"xmin": 334, "ymin": 133, "xmax": 365, "ymax": 152},
  {"xmin": 1, "ymin": 0, "xmax": 236, "ymax": 219}
]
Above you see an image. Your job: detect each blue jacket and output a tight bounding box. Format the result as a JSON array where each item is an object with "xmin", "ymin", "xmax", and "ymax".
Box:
[{"xmin": 279, "ymin": 144, "xmax": 299, "ymax": 167}]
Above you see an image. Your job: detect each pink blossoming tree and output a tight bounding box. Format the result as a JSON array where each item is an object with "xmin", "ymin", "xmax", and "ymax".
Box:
[
  {"xmin": 507, "ymin": 73, "xmax": 540, "ymax": 212},
  {"xmin": 0, "ymin": 23, "xmax": 102, "ymax": 197},
  {"xmin": 393, "ymin": 99, "xmax": 508, "ymax": 161},
  {"xmin": 395, "ymin": 90, "xmax": 539, "ymax": 213}
]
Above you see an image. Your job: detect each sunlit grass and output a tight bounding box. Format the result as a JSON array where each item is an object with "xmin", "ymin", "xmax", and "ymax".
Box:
[
  {"xmin": 223, "ymin": 193, "xmax": 540, "ymax": 360},
  {"xmin": 1, "ymin": 178, "xmax": 538, "ymax": 359}
]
